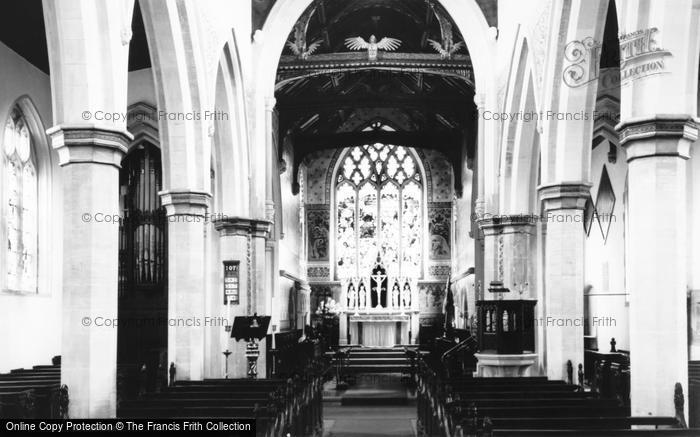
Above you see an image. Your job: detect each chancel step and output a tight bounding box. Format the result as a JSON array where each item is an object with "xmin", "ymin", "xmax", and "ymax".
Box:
[{"xmin": 338, "ymin": 347, "xmax": 412, "ymax": 374}]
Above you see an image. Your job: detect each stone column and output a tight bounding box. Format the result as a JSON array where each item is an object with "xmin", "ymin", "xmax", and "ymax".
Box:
[
  {"xmin": 617, "ymin": 116, "xmax": 696, "ymax": 417},
  {"xmin": 48, "ymin": 125, "xmax": 131, "ymax": 418},
  {"xmin": 264, "ymin": 97, "xmax": 280, "ymax": 339},
  {"xmin": 473, "ymin": 93, "xmax": 487, "ymax": 298},
  {"xmin": 538, "ymin": 183, "xmax": 590, "ymax": 381},
  {"xmin": 478, "ymin": 218, "xmax": 502, "ymax": 299},
  {"xmin": 339, "ymin": 282, "xmax": 348, "ymax": 345},
  {"xmin": 410, "ymin": 313, "xmax": 420, "ymax": 345},
  {"xmin": 689, "ymin": 136, "xmax": 700, "ymax": 360},
  {"xmin": 214, "ymin": 217, "xmax": 272, "ymax": 378},
  {"xmin": 160, "ymin": 190, "xmax": 211, "ymax": 382}
]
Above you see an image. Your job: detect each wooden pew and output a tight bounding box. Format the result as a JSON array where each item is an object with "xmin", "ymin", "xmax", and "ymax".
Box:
[
  {"xmin": 118, "ymin": 365, "xmax": 328, "ymax": 437},
  {"xmin": 492, "ymin": 429, "xmax": 698, "ymax": 436},
  {"xmin": 415, "ymin": 351, "xmax": 700, "ymax": 437},
  {"xmin": 0, "ymin": 360, "xmax": 64, "ymax": 419}
]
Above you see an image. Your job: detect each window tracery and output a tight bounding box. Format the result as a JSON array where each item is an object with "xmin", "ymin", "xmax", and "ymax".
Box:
[
  {"xmin": 335, "ymin": 143, "xmax": 423, "ymax": 279},
  {"xmin": 3, "ymin": 108, "xmax": 37, "ymax": 292}
]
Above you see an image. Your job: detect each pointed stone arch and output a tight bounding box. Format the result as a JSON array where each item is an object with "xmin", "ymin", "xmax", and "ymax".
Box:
[
  {"xmin": 498, "ymin": 31, "xmax": 541, "ymax": 215},
  {"xmin": 213, "ymin": 32, "xmax": 251, "ymax": 217},
  {"xmin": 138, "ymin": 0, "xmax": 209, "ymax": 192}
]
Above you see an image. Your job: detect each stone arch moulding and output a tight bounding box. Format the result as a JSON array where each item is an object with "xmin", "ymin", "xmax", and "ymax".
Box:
[
  {"xmin": 42, "ymin": 0, "xmax": 134, "ymax": 127},
  {"xmin": 498, "ymin": 29, "xmax": 541, "ymax": 215},
  {"xmin": 539, "ymin": 0, "xmax": 609, "ymax": 185},
  {"xmin": 138, "ymin": 0, "xmax": 209, "ymax": 192},
  {"xmin": 126, "ymin": 102, "xmax": 160, "ymax": 149},
  {"xmin": 213, "ymin": 31, "xmax": 251, "ymax": 217}
]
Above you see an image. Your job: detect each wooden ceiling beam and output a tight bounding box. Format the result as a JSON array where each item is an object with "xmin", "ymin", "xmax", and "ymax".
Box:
[
  {"xmin": 277, "ymin": 95, "xmax": 470, "ymax": 112},
  {"xmin": 315, "ymin": 0, "xmax": 332, "ymax": 48}
]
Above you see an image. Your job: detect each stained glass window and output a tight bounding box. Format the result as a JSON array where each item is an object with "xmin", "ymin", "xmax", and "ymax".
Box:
[
  {"xmin": 335, "ymin": 143, "xmax": 423, "ymax": 279},
  {"xmin": 3, "ymin": 108, "xmax": 37, "ymax": 292}
]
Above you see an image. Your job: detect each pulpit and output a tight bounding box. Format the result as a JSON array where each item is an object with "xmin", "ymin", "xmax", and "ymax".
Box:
[
  {"xmin": 338, "ymin": 267, "xmax": 419, "ymax": 347},
  {"xmin": 474, "ymin": 299, "xmax": 537, "ymax": 377},
  {"xmin": 476, "ymin": 299, "xmax": 536, "ymax": 354}
]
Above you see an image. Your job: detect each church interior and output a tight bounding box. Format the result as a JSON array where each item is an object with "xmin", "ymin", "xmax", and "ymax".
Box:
[{"xmin": 1, "ymin": 0, "xmax": 700, "ymax": 436}]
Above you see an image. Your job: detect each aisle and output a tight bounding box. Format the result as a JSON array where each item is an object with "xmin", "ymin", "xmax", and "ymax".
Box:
[{"xmin": 322, "ymin": 373, "xmax": 416, "ymax": 437}]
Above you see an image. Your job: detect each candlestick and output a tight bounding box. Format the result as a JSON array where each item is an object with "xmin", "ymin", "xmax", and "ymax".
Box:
[{"xmin": 222, "ymin": 349, "xmax": 232, "ymax": 379}]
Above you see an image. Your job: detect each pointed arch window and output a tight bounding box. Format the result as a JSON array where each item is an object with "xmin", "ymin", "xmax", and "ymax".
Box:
[
  {"xmin": 335, "ymin": 143, "xmax": 423, "ymax": 279},
  {"xmin": 3, "ymin": 108, "xmax": 38, "ymax": 292}
]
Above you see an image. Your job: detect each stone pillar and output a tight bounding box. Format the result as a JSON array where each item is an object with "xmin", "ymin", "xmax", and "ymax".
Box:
[
  {"xmin": 538, "ymin": 183, "xmax": 590, "ymax": 381},
  {"xmin": 160, "ymin": 190, "xmax": 211, "ymax": 382},
  {"xmin": 410, "ymin": 313, "xmax": 420, "ymax": 345},
  {"xmin": 48, "ymin": 125, "xmax": 131, "ymax": 418},
  {"xmin": 689, "ymin": 135, "xmax": 700, "ymax": 360},
  {"xmin": 473, "ymin": 93, "xmax": 486, "ymax": 216},
  {"xmin": 473, "ymin": 93, "xmax": 487, "ymax": 298},
  {"xmin": 264, "ymin": 97, "xmax": 280, "ymax": 334},
  {"xmin": 339, "ymin": 283, "xmax": 348, "ymax": 345},
  {"xmin": 478, "ymin": 219, "xmax": 501, "ymax": 299},
  {"xmin": 617, "ymin": 116, "xmax": 696, "ymax": 417},
  {"xmin": 214, "ymin": 218, "xmax": 272, "ymax": 378}
]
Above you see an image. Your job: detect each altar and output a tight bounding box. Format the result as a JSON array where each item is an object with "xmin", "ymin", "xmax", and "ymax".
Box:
[
  {"xmin": 348, "ymin": 314, "xmax": 411, "ymax": 347},
  {"xmin": 338, "ymin": 267, "xmax": 420, "ymax": 347}
]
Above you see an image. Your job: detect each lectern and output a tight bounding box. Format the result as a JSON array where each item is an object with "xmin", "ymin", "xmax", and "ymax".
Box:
[{"xmin": 231, "ymin": 314, "xmax": 271, "ymax": 379}]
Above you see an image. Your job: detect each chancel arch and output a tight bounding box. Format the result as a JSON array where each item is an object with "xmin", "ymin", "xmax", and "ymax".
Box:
[{"xmin": 255, "ymin": 0, "xmax": 497, "ymax": 215}]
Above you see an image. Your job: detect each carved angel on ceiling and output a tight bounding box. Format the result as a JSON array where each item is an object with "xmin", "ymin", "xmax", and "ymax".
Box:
[
  {"xmin": 427, "ymin": 38, "xmax": 465, "ymax": 59},
  {"xmin": 286, "ymin": 12, "xmax": 322, "ymax": 61},
  {"xmin": 286, "ymin": 39, "xmax": 323, "ymax": 61},
  {"xmin": 344, "ymin": 35, "xmax": 402, "ymax": 61}
]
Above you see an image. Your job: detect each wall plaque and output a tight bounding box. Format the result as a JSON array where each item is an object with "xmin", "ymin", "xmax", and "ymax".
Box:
[{"xmin": 224, "ymin": 261, "xmax": 240, "ymax": 305}]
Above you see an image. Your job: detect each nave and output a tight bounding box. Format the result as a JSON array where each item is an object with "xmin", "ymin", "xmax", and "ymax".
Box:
[{"xmin": 2, "ymin": 0, "xmax": 700, "ymax": 435}]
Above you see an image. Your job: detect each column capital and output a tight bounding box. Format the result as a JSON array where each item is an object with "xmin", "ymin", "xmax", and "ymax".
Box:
[
  {"xmin": 159, "ymin": 189, "xmax": 211, "ymax": 217},
  {"xmin": 214, "ymin": 216, "xmax": 273, "ymax": 239},
  {"xmin": 477, "ymin": 214, "xmax": 537, "ymax": 236},
  {"xmin": 537, "ymin": 182, "xmax": 591, "ymax": 211},
  {"xmin": 616, "ymin": 115, "xmax": 698, "ymax": 161},
  {"xmin": 47, "ymin": 124, "xmax": 133, "ymax": 168}
]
